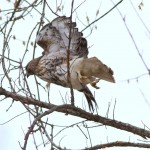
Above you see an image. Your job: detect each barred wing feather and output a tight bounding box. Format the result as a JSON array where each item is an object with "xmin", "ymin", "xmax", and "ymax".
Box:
[{"xmin": 36, "ymin": 16, "xmax": 88, "ymax": 57}]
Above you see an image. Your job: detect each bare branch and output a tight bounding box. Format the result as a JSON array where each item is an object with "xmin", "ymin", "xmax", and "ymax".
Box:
[
  {"xmin": 83, "ymin": 141, "xmax": 150, "ymax": 150},
  {"xmin": 1, "ymin": 87, "xmax": 150, "ymax": 140},
  {"xmin": 67, "ymin": 0, "xmax": 75, "ymax": 106}
]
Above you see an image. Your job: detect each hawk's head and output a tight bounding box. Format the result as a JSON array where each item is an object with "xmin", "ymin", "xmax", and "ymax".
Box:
[{"xmin": 25, "ymin": 56, "xmax": 42, "ymax": 77}]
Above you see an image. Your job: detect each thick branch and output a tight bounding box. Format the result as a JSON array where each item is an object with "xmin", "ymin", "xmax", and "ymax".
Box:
[
  {"xmin": 0, "ymin": 87, "xmax": 150, "ymax": 139},
  {"xmin": 83, "ymin": 141, "xmax": 150, "ymax": 150}
]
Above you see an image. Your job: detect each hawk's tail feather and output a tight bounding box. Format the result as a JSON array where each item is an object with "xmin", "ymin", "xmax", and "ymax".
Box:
[{"xmin": 79, "ymin": 86, "xmax": 98, "ymax": 112}]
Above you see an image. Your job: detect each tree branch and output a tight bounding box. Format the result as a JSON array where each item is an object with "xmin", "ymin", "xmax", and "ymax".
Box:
[
  {"xmin": 1, "ymin": 87, "xmax": 150, "ymax": 139},
  {"xmin": 83, "ymin": 141, "xmax": 150, "ymax": 150}
]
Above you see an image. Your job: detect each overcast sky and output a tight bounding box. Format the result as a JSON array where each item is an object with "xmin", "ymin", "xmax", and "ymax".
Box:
[{"xmin": 0, "ymin": 0, "xmax": 150, "ymax": 150}]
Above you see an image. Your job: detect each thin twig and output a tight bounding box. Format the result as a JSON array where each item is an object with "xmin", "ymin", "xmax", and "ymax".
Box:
[
  {"xmin": 67, "ymin": 0, "xmax": 75, "ymax": 106},
  {"xmin": 81, "ymin": 0, "xmax": 123, "ymax": 32}
]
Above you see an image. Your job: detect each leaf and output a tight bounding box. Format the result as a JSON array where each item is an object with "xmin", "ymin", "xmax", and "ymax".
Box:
[
  {"xmin": 96, "ymin": 10, "xmax": 99, "ymax": 16},
  {"xmin": 140, "ymin": 2, "xmax": 144, "ymax": 6},
  {"xmin": 13, "ymin": 35, "xmax": 16, "ymax": 40},
  {"xmin": 31, "ymin": 42, "xmax": 33, "ymax": 46},
  {"xmin": 138, "ymin": 5, "xmax": 141, "ymax": 10},
  {"xmin": 57, "ymin": 7, "xmax": 61, "ymax": 12},
  {"xmin": 86, "ymin": 16, "xmax": 89, "ymax": 23},
  {"xmin": 22, "ymin": 41, "xmax": 25, "ymax": 45},
  {"xmin": 14, "ymin": 0, "xmax": 19, "ymax": 9}
]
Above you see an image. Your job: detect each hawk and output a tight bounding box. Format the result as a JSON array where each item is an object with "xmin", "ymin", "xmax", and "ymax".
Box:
[{"xmin": 26, "ymin": 16, "xmax": 115, "ymax": 111}]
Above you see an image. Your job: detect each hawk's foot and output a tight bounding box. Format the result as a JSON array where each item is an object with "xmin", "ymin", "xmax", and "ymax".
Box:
[{"xmin": 90, "ymin": 79, "xmax": 100, "ymax": 89}]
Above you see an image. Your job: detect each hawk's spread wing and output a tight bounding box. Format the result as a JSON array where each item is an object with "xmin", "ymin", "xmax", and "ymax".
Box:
[{"xmin": 36, "ymin": 16, "xmax": 88, "ymax": 58}]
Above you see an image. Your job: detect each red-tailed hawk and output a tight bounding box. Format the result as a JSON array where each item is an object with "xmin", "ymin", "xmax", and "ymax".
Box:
[{"xmin": 26, "ymin": 16, "xmax": 115, "ymax": 111}]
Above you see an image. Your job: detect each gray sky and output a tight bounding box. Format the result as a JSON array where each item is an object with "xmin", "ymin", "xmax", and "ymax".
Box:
[{"xmin": 0, "ymin": 0, "xmax": 150, "ymax": 149}]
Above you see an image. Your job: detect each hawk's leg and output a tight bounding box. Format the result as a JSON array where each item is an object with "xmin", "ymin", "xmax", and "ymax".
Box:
[
  {"xmin": 90, "ymin": 79, "xmax": 100, "ymax": 89},
  {"xmin": 76, "ymin": 70, "xmax": 88, "ymax": 83},
  {"xmin": 46, "ymin": 82, "xmax": 51, "ymax": 90}
]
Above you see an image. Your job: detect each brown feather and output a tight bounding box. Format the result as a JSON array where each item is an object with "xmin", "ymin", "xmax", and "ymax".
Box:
[{"xmin": 78, "ymin": 57, "xmax": 115, "ymax": 83}]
